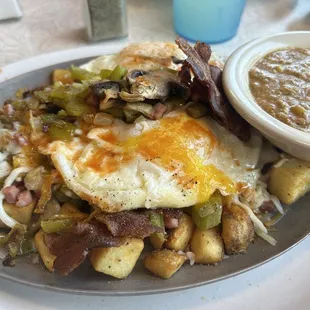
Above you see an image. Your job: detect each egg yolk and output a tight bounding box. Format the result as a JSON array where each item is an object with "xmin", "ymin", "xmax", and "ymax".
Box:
[
  {"xmin": 83, "ymin": 114, "xmax": 236, "ymax": 203},
  {"xmin": 125, "ymin": 115, "xmax": 236, "ymax": 202}
]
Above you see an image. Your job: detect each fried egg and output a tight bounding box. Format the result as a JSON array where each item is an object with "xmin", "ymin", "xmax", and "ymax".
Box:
[
  {"xmin": 42, "ymin": 111, "xmax": 261, "ymax": 212},
  {"xmin": 37, "ymin": 43, "xmax": 262, "ymax": 212},
  {"xmin": 81, "ymin": 42, "xmax": 223, "ymax": 73},
  {"xmin": 81, "ymin": 42, "xmax": 187, "ymax": 72}
]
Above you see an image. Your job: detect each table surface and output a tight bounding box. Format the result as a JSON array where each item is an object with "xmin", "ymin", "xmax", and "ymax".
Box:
[{"xmin": 0, "ymin": 0, "xmax": 310, "ymax": 309}]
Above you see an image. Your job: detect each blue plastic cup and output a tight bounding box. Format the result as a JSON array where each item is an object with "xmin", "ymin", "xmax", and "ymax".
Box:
[{"xmin": 173, "ymin": 0, "xmax": 246, "ymax": 44}]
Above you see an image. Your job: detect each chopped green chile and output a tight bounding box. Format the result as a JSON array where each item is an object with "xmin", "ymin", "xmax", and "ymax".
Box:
[
  {"xmin": 192, "ymin": 191, "xmax": 223, "ymax": 229},
  {"xmin": 15, "ymin": 88, "xmax": 27, "ymax": 99},
  {"xmin": 41, "ymin": 218, "xmax": 75, "ymax": 233},
  {"xmin": 47, "ymin": 122, "xmax": 77, "ymax": 141},
  {"xmin": 8, "ymin": 242, "xmax": 18, "ymax": 257},
  {"xmin": 109, "ymin": 65, "xmax": 127, "ymax": 81},
  {"xmin": 24, "ymin": 166, "xmax": 45, "ymax": 191},
  {"xmin": 50, "ymin": 87, "xmax": 67, "ymax": 99},
  {"xmin": 34, "ymin": 174, "xmax": 54, "ymax": 214},
  {"xmin": 12, "ymin": 100, "xmax": 27, "ymax": 111},
  {"xmin": 149, "ymin": 212, "xmax": 164, "ymax": 228},
  {"xmin": 100, "ymin": 69, "xmax": 113, "ymax": 79},
  {"xmin": 34, "ymin": 90, "xmax": 50, "ymax": 103},
  {"xmin": 64, "ymin": 99, "xmax": 96, "ymax": 117},
  {"xmin": 124, "ymin": 102, "xmax": 154, "ymax": 119},
  {"xmin": 124, "ymin": 109, "xmax": 140, "ymax": 123},
  {"xmin": 57, "ymin": 109, "xmax": 68, "ymax": 116},
  {"xmin": 0, "ymin": 233, "xmax": 7, "ymax": 247},
  {"xmin": 4, "ymin": 224, "xmax": 33, "ymax": 257},
  {"xmin": 35, "ymin": 82, "xmax": 89, "ymax": 106},
  {"xmin": 104, "ymin": 107, "xmax": 126, "ymax": 119},
  {"xmin": 41, "ymin": 114, "xmax": 59, "ymax": 123},
  {"xmin": 19, "ymin": 235, "xmax": 35, "ymax": 255},
  {"xmin": 70, "ymin": 66, "xmax": 99, "ymax": 81}
]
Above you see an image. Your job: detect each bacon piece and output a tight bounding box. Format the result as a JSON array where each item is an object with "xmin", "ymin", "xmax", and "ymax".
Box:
[
  {"xmin": 96, "ymin": 211, "xmax": 164, "ymax": 239},
  {"xmin": 259, "ymin": 200, "xmax": 276, "ymax": 213},
  {"xmin": 14, "ymin": 133, "xmax": 28, "ymax": 146},
  {"xmin": 44, "ymin": 222, "xmax": 123, "ymax": 275},
  {"xmin": 16, "ymin": 190, "xmax": 33, "ymax": 207},
  {"xmin": 162, "ymin": 208, "xmax": 182, "ymax": 220},
  {"xmin": 3, "ymin": 104, "xmax": 15, "ymax": 117},
  {"xmin": 176, "ymin": 37, "xmax": 250, "ymax": 141},
  {"xmin": 2, "ymin": 185, "xmax": 20, "ymax": 204},
  {"xmin": 162, "ymin": 209, "xmax": 182, "ymax": 228},
  {"xmin": 85, "ymin": 92, "xmax": 100, "ymax": 106},
  {"xmin": 164, "ymin": 218, "xmax": 179, "ymax": 229},
  {"xmin": 152, "ymin": 102, "xmax": 167, "ymax": 120}
]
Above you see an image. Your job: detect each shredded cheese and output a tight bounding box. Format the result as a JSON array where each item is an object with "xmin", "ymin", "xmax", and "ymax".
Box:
[
  {"xmin": 273, "ymin": 157, "xmax": 289, "ymax": 169},
  {"xmin": 232, "ymin": 196, "xmax": 267, "ymax": 233},
  {"xmin": 254, "ymin": 226, "xmax": 277, "ymax": 246},
  {"xmin": 270, "ymin": 195, "xmax": 284, "ymax": 214}
]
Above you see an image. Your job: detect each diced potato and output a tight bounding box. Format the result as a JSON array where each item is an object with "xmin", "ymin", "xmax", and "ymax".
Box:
[
  {"xmin": 34, "ymin": 230, "xmax": 56, "ymax": 272},
  {"xmin": 4, "ymin": 201, "xmax": 35, "ymax": 225},
  {"xmin": 150, "ymin": 232, "xmax": 166, "ymax": 250},
  {"xmin": 165, "ymin": 213, "xmax": 194, "ymax": 251},
  {"xmin": 221, "ymin": 204, "xmax": 254, "ymax": 254},
  {"xmin": 89, "ymin": 237, "xmax": 144, "ymax": 279},
  {"xmin": 52, "ymin": 69, "xmax": 73, "ymax": 84},
  {"xmin": 143, "ymin": 249, "xmax": 187, "ymax": 279},
  {"xmin": 190, "ymin": 227, "xmax": 224, "ymax": 264},
  {"xmin": 59, "ymin": 202, "xmax": 88, "ymax": 220},
  {"xmin": 268, "ymin": 158, "xmax": 310, "ymax": 205}
]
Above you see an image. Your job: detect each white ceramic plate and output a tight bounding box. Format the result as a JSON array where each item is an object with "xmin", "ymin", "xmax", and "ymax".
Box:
[{"xmin": 0, "ymin": 44, "xmax": 309, "ymax": 295}]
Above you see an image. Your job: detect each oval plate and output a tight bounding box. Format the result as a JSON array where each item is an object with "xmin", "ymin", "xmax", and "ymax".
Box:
[{"xmin": 0, "ymin": 47, "xmax": 309, "ymax": 295}]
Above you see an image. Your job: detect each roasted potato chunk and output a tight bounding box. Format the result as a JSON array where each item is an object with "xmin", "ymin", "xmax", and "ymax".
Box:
[
  {"xmin": 150, "ymin": 232, "xmax": 166, "ymax": 250},
  {"xmin": 165, "ymin": 213, "xmax": 194, "ymax": 251},
  {"xmin": 190, "ymin": 227, "xmax": 224, "ymax": 264},
  {"xmin": 268, "ymin": 158, "xmax": 310, "ymax": 204},
  {"xmin": 34, "ymin": 230, "xmax": 56, "ymax": 272},
  {"xmin": 52, "ymin": 69, "xmax": 73, "ymax": 84},
  {"xmin": 89, "ymin": 237, "xmax": 144, "ymax": 279},
  {"xmin": 4, "ymin": 201, "xmax": 35, "ymax": 225},
  {"xmin": 221, "ymin": 204, "xmax": 254, "ymax": 254},
  {"xmin": 143, "ymin": 249, "xmax": 186, "ymax": 279}
]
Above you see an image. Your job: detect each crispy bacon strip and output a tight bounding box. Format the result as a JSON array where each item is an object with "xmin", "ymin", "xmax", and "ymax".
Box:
[
  {"xmin": 96, "ymin": 211, "xmax": 164, "ymax": 239},
  {"xmin": 176, "ymin": 37, "xmax": 250, "ymax": 141},
  {"xmin": 44, "ymin": 222, "xmax": 123, "ymax": 275}
]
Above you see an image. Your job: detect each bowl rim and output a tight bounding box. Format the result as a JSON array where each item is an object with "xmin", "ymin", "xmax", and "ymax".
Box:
[{"xmin": 223, "ymin": 31, "xmax": 310, "ymax": 149}]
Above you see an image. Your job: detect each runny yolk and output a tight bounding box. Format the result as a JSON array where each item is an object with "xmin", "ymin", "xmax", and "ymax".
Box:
[
  {"xmin": 83, "ymin": 114, "xmax": 236, "ymax": 202},
  {"xmin": 124, "ymin": 115, "xmax": 236, "ymax": 202}
]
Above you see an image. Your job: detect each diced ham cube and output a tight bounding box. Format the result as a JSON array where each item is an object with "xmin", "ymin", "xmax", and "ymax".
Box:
[
  {"xmin": 16, "ymin": 190, "xmax": 33, "ymax": 207},
  {"xmin": 2, "ymin": 185, "xmax": 20, "ymax": 204}
]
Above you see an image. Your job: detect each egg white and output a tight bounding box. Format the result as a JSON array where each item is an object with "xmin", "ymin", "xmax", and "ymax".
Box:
[{"xmin": 44, "ymin": 111, "xmax": 261, "ymax": 212}]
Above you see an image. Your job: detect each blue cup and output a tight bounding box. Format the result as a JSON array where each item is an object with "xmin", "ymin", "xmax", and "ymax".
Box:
[{"xmin": 173, "ymin": 0, "xmax": 246, "ymax": 44}]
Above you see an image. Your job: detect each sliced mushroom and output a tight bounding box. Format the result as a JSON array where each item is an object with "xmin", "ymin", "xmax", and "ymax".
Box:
[
  {"xmin": 119, "ymin": 90, "xmax": 145, "ymax": 102},
  {"xmin": 130, "ymin": 70, "xmax": 189, "ymax": 101},
  {"xmin": 126, "ymin": 70, "xmax": 148, "ymax": 85},
  {"xmin": 100, "ymin": 99, "xmax": 123, "ymax": 111},
  {"xmin": 124, "ymin": 102, "xmax": 154, "ymax": 119},
  {"xmin": 89, "ymin": 81, "xmax": 120, "ymax": 104}
]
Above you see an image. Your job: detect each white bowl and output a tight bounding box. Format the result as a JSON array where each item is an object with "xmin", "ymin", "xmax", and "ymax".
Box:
[{"xmin": 223, "ymin": 31, "xmax": 310, "ymax": 161}]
